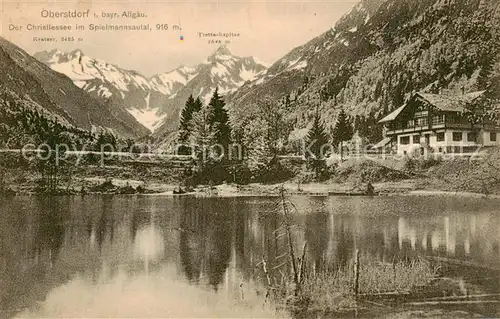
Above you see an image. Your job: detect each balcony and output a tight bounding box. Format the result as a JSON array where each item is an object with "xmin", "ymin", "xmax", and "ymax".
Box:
[
  {"xmin": 446, "ymin": 123, "xmax": 474, "ymax": 129},
  {"xmin": 431, "ymin": 123, "xmax": 445, "ymax": 129},
  {"xmin": 386, "ymin": 125, "xmax": 430, "ymax": 136},
  {"xmin": 386, "ymin": 123, "xmax": 500, "ymax": 136}
]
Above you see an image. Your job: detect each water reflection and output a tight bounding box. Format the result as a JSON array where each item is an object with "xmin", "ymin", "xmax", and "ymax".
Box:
[
  {"xmin": 205, "ymin": 212, "xmax": 231, "ymax": 291},
  {"xmin": 0, "ymin": 195, "xmax": 499, "ymax": 317},
  {"xmin": 32, "ymin": 198, "xmax": 66, "ymax": 268},
  {"xmin": 179, "ymin": 202, "xmax": 206, "ymax": 284},
  {"xmin": 134, "ymin": 225, "xmax": 164, "ymax": 270},
  {"xmin": 178, "ymin": 199, "xmax": 233, "ymax": 291},
  {"xmin": 396, "ymin": 212, "xmax": 500, "ymax": 267},
  {"xmin": 305, "ymin": 211, "xmax": 329, "ymax": 273}
]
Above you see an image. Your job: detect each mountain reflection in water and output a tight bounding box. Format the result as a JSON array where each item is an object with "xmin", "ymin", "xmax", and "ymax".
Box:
[{"xmin": 0, "ymin": 195, "xmax": 499, "ymax": 318}]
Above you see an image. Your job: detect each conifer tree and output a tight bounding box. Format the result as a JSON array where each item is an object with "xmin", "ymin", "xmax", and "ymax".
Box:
[
  {"xmin": 193, "ymin": 97, "xmax": 203, "ymax": 113},
  {"xmin": 332, "ymin": 108, "xmax": 353, "ymax": 161},
  {"xmin": 207, "ymin": 88, "xmax": 231, "ymax": 155},
  {"xmin": 189, "ymin": 106, "xmax": 218, "ymax": 169},
  {"xmin": 178, "ymin": 95, "xmax": 204, "ymax": 155},
  {"xmin": 305, "ymin": 110, "xmax": 329, "ymax": 178},
  {"xmin": 179, "ymin": 94, "xmax": 196, "ymax": 143},
  {"xmin": 188, "ymin": 105, "xmax": 228, "ymax": 183}
]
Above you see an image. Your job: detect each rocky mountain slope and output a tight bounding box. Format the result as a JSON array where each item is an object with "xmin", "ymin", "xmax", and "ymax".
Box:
[
  {"xmin": 226, "ymin": 0, "xmax": 500, "ymax": 140},
  {"xmin": 34, "ymin": 49, "xmax": 170, "ymax": 133},
  {"xmin": 0, "ymin": 37, "xmax": 149, "ymax": 139},
  {"xmin": 152, "ymin": 46, "xmax": 267, "ymax": 136},
  {"xmin": 35, "ymin": 46, "xmax": 267, "ymax": 135}
]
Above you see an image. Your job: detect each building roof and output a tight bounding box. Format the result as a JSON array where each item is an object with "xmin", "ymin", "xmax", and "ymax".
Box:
[
  {"xmin": 417, "ymin": 90, "xmax": 486, "ymax": 112},
  {"xmin": 378, "ymin": 90, "xmax": 487, "ymax": 124},
  {"xmin": 378, "ymin": 104, "xmax": 406, "ymax": 123},
  {"xmin": 372, "ymin": 137, "xmax": 392, "ymax": 149}
]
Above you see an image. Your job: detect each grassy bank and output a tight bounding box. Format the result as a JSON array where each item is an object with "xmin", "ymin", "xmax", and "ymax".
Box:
[
  {"xmin": 290, "ymin": 257, "xmax": 438, "ymax": 317},
  {"xmin": 254, "ymin": 247, "xmax": 439, "ymax": 318},
  {"xmin": 1, "ymin": 148, "xmax": 499, "ymax": 197},
  {"xmin": 0, "ymin": 151, "xmax": 186, "ymax": 195}
]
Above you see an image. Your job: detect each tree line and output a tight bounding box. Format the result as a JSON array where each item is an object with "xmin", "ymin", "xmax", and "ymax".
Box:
[
  {"xmin": 177, "ymin": 89, "xmax": 371, "ymax": 185},
  {"xmin": 0, "ymin": 89, "xmax": 155, "ymax": 193},
  {"xmin": 176, "ymin": 88, "xmax": 232, "ymax": 184}
]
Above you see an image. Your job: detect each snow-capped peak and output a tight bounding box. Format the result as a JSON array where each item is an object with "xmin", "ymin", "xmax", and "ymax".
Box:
[
  {"xmin": 206, "ymin": 45, "xmax": 238, "ymax": 63},
  {"xmin": 69, "ymin": 49, "xmax": 84, "ymax": 57},
  {"xmin": 149, "ymin": 64, "xmax": 199, "ymax": 95},
  {"xmin": 34, "ymin": 48, "xmax": 166, "ymax": 132},
  {"xmin": 35, "ymin": 48, "xmax": 152, "ymax": 92},
  {"xmin": 212, "ymin": 44, "xmax": 233, "ymax": 57},
  {"xmin": 151, "ymin": 46, "xmax": 269, "ymax": 135},
  {"xmin": 34, "ymin": 46, "xmax": 268, "ymax": 135}
]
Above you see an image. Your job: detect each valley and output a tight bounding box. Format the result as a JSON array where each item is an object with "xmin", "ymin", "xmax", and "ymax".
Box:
[{"xmin": 1, "ymin": 1, "xmax": 500, "ymax": 316}]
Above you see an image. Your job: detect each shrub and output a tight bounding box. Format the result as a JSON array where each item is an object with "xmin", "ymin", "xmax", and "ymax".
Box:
[
  {"xmin": 404, "ymin": 154, "xmax": 443, "ymax": 174},
  {"xmin": 188, "ymin": 160, "xmax": 231, "ymax": 185},
  {"xmin": 90, "ymin": 178, "xmax": 117, "ymax": 193},
  {"xmin": 295, "ymin": 170, "xmax": 317, "ymax": 184},
  {"xmin": 83, "ymin": 153, "xmax": 101, "ymax": 165},
  {"xmin": 335, "ymin": 159, "xmax": 408, "ymax": 183},
  {"xmin": 230, "ymin": 164, "xmax": 252, "ymax": 185},
  {"xmin": 136, "ymin": 185, "xmax": 146, "ymax": 194},
  {"xmin": 265, "ymin": 254, "xmax": 438, "ymax": 317},
  {"xmin": 403, "ymin": 157, "xmax": 417, "ymax": 175},
  {"xmin": 418, "ymin": 155, "xmax": 443, "ymax": 169},
  {"xmin": 119, "ymin": 183, "xmax": 136, "ymax": 194},
  {"xmin": 256, "ymin": 158, "xmax": 300, "ymax": 184}
]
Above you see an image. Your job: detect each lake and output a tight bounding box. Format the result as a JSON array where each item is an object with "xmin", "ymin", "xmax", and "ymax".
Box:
[{"xmin": 0, "ymin": 195, "xmax": 499, "ymax": 318}]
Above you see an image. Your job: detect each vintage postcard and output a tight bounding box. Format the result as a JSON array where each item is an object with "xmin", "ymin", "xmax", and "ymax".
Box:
[{"xmin": 1, "ymin": 0, "xmax": 499, "ymax": 318}]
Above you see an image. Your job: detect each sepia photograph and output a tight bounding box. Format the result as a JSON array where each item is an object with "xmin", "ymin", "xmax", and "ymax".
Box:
[{"xmin": 1, "ymin": 0, "xmax": 499, "ymax": 317}]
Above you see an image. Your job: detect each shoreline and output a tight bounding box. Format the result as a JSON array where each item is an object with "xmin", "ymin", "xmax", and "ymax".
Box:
[
  {"xmin": 406, "ymin": 189, "xmax": 500, "ymax": 199},
  {"xmin": 3, "ymin": 179, "xmax": 499, "ymax": 200},
  {"xmin": 144, "ymin": 188, "xmax": 498, "ymax": 199}
]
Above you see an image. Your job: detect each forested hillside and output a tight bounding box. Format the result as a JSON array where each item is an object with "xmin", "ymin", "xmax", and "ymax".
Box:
[
  {"xmin": 227, "ymin": 0, "xmax": 500, "ymax": 142},
  {"xmin": 0, "ymin": 37, "xmax": 149, "ymax": 139},
  {"xmin": 0, "ymin": 89, "xmax": 92, "ymax": 149}
]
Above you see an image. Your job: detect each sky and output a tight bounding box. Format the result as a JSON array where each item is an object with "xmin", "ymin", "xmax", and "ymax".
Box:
[{"xmin": 2, "ymin": 0, "xmax": 358, "ymax": 76}]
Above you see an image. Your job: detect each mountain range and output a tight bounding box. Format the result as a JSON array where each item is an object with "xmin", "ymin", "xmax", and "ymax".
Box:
[
  {"xmin": 34, "ymin": 45, "xmax": 267, "ymax": 135},
  {"xmin": 226, "ymin": 0, "xmax": 500, "ymax": 140},
  {"xmin": 0, "ymin": 37, "xmax": 149, "ymax": 139}
]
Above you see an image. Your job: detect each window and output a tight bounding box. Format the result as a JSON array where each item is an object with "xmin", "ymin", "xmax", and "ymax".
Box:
[
  {"xmin": 432, "ymin": 114, "xmax": 445, "ymax": 125},
  {"xmin": 414, "ymin": 109, "xmax": 428, "ymax": 118},
  {"xmin": 491, "ymin": 132, "xmax": 497, "ymax": 142},
  {"xmin": 407, "ymin": 119, "xmax": 415, "ymax": 128},
  {"xmin": 467, "ymin": 132, "xmax": 477, "ymax": 142},
  {"xmin": 400, "ymin": 136, "xmax": 410, "ymax": 145},
  {"xmin": 416, "ymin": 117, "xmax": 428, "ymax": 127},
  {"xmin": 437, "ymin": 132, "xmax": 445, "ymax": 142},
  {"xmin": 453, "ymin": 132, "xmax": 463, "ymax": 142},
  {"xmin": 413, "ymin": 135, "xmax": 420, "ymax": 144}
]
